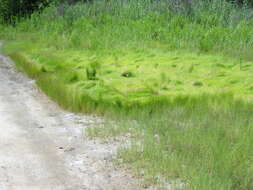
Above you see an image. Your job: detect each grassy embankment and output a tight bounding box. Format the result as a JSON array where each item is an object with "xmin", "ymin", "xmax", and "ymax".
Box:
[{"xmin": 1, "ymin": 0, "xmax": 253, "ymax": 189}]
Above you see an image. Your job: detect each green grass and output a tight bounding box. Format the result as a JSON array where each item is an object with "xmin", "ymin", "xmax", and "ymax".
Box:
[
  {"xmin": 86, "ymin": 94, "xmax": 253, "ymax": 190},
  {"xmin": 2, "ymin": 41, "xmax": 253, "ymax": 111},
  {"xmin": 86, "ymin": 93, "xmax": 253, "ymax": 190},
  {"xmin": 1, "ymin": 0, "xmax": 253, "ymax": 189},
  {"xmin": 114, "ymin": 94, "xmax": 253, "ymax": 190}
]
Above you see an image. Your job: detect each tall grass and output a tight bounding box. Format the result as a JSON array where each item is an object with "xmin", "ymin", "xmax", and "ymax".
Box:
[
  {"xmin": 1, "ymin": 0, "xmax": 253, "ymax": 59},
  {"xmin": 112, "ymin": 94, "xmax": 253, "ymax": 190},
  {"xmin": 86, "ymin": 93, "xmax": 253, "ymax": 190}
]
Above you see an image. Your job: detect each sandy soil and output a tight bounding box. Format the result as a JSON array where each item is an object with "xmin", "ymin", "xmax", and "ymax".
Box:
[{"xmin": 0, "ymin": 49, "xmax": 152, "ymax": 190}]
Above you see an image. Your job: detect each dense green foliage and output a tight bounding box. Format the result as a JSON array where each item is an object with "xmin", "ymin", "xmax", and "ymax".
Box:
[
  {"xmin": 0, "ymin": 0, "xmax": 48, "ymax": 23},
  {"xmin": 2, "ymin": 0, "xmax": 253, "ymax": 58},
  {"xmin": 0, "ymin": 0, "xmax": 252, "ymax": 24},
  {"xmin": 0, "ymin": 0, "xmax": 87, "ymax": 23},
  {"xmin": 1, "ymin": 0, "xmax": 253, "ymax": 189}
]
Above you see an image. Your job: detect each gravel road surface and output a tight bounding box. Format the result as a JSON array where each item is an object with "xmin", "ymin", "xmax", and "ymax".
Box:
[{"xmin": 0, "ymin": 50, "xmax": 150, "ymax": 190}]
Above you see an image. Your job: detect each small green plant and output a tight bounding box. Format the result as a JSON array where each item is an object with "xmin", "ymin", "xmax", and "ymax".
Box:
[
  {"xmin": 121, "ymin": 71, "xmax": 134, "ymax": 78},
  {"xmin": 40, "ymin": 66, "xmax": 47, "ymax": 72},
  {"xmin": 86, "ymin": 67, "xmax": 97, "ymax": 80},
  {"xmin": 86, "ymin": 59, "xmax": 101, "ymax": 80}
]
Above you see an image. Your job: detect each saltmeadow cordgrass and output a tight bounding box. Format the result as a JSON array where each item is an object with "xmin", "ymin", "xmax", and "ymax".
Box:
[
  {"xmin": 4, "ymin": 41, "xmax": 253, "ymax": 112},
  {"xmin": 1, "ymin": 0, "xmax": 253, "ymax": 189}
]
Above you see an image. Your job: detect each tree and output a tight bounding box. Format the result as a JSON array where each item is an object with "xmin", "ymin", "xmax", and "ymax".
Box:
[{"xmin": 0, "ymin": 0, "xmax": 49, "ymax": 23}]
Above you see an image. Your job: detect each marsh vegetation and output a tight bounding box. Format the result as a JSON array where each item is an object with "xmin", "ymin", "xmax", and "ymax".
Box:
[{"xmin": 1, "ymin": 0, "xmax": 253, "ymax": 189}]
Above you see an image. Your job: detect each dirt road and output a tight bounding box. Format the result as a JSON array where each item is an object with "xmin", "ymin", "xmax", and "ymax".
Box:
[{"xmin": 0, "ymin": 51, "xmax": 148, "ymax": 190}]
